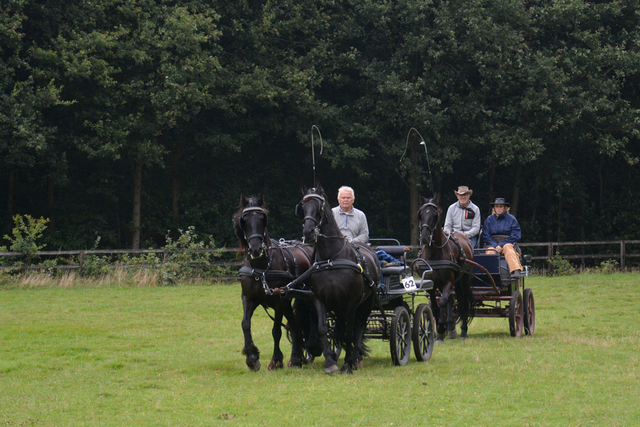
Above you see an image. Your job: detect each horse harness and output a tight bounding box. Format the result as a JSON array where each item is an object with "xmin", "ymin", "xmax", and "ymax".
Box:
[
  {"xmin": 238, "ymin": 239, "xmax": 312, "ymax": 296},
  {"xmin": 281, "ymin": 240, "xmax": 379, "ymax": 296}
]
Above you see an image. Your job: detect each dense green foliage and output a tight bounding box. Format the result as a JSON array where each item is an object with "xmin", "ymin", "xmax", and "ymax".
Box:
[{"xmin": 1, "ymin": 0, "xmax": 639, "ymax": 249}]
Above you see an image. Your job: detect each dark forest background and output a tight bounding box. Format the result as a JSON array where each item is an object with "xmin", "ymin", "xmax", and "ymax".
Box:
[{"xmin": 2, "ymin": 0, "xmax": 639, "ymax": 250}]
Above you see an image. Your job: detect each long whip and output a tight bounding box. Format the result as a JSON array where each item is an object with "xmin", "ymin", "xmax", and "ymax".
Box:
[
  {"xmin": 311, "ymin": 125, "xmax": 323, "ymax": 186},
  {"xmin": 400, "ymin": 127, "xmax": 434, "ymax": 193}
]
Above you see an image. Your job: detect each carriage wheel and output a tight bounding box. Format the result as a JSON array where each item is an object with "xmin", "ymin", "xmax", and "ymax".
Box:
[
  {"xmin": 327, "ymin": 317, "xmax": 342, "ymax": 361},
  {"xmin": 412, "ymin": 303, "xmax": 435, "ymax": 362},
  {"xmin": 523, "ymin": 288, "xmax": 535, "ymax": 336},
  {"xmin": 508, "ymin": 291, "xmax": 523, "ymax": 338},
  {"xmin": 390, "ymin": 306, "xmax": 412, "ymax": 366}
]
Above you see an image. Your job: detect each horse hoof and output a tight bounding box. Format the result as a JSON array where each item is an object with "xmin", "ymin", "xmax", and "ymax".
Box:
[
  {"xmin": 340, "ymin": 365, "xmax": 354, "ymax": 375},
  {"xmin": 436, "ymin": 332, "xmax": 446, "ymax": 341},
  {"xmin": 324, "ymin": 364, "xmax": 339, "ymax": 374},
  {"xmin": 268, "ymin": 360, "xmax": 283, "ymax": 371},
  {"xmin": 287, "ymin": 359, "xmax": 302, "ymax": 368},
  {"xmin": 248, "ymin": 360, "xmax": 261, "ymax": 372},
  {"xmin": 355, "ymin": 359, "xmax": 363, "ymax": 370},
  {"xmin": 447, "ymin": 330, "xmax": 458, "ymax": 340},
  {"xmin": 435, "ymin": 339, "xmax": 445, "ymax": 345}
]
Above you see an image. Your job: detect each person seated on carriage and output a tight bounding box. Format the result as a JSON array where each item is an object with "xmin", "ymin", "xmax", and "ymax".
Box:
[
  {"xmin": 483, "ymin": 197, "xmax": 524, "ymax": 279},
  {"xmin": 443, "ymin": 185, "xmax": 481, "ymax": 247},
  {"xmin": 331, "ymin": 185, "xmax": 402, "ymax": 266}
]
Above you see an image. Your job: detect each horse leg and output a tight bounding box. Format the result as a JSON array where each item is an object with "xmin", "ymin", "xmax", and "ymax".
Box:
[
  {"xmin": 446, "ymin": 295, "xmax": 458, "ymax": 340},
  {"xmin": 351, "ymin": 293, "xmax": 373, "ymax": 371},
  {"xmin": 431, "ymin": 289, "xmax": 446, "ymax": 344},
  {"xmin": 268, "ymin": 309, "xmax": 285, "ymax": 370},
  {"xmin": 440, "ymin": 282, "xmax": 457, "ymax": 340},
  {"xmin": 241, "ymin": 296, "xmax": 261, "ymax": 372},
  {"xmin": 459, "ymin": 279, "xmax": 472, "ymax": 341},
  {"xmin": 315, "ymin": 299, "xmax": 338, "ymax": 374},
  {"xmin": 282, "ymin": 303, "xmax": 303, "ymax": 368},
  {"xmin": 340, "ymin": 309, "xmax": 357, "ymax": 375}
]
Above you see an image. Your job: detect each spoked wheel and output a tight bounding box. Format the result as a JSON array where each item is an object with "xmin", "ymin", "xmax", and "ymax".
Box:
[
  {"xmin": 301, "ymin": 346, "xmax": 315, "ymax": 365},
  {"xmin": 390, "ymin": 305, "xmax": 412, "ymax": 366},
  {"xmin": 509, "ymin": 290, "xmax": 524, "ymax": 338},
  {"xmin": 412, "ymin": 303, "xmax": 435, "ymax": 362},
  {"xmin": 327, "ymin": 316, "xmax": 342, "ymax": 361},
  {"xmin": 523, "ymin": 288, "xmax": 535, "ymax": 336}
]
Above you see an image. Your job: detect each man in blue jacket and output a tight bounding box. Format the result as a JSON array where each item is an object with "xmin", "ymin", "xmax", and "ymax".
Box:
[{"xmin": 483, "ymin": 198, "xmax": 524, "ymax": 278}]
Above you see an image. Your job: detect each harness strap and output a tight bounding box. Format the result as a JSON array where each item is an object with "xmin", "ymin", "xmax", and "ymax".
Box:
[
  {"xmin": 449, "ymin": 234, "xmax": 467, "ymax": 263},
  {"xmin": 283, "ymin": 258, "xmax": 366, "ymax": 291},
  {"xmin": 238, "ymin": 265, "xmax": 297, "ymax": 281}
]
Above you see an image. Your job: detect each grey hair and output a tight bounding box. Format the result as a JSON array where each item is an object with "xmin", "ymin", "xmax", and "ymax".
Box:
[{"xmin": 337, "ymin": 186, "xmax": 355, "ymax": 201}]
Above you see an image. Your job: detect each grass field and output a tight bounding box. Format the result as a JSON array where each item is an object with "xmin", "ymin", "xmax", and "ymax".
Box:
[{"xmin": 1, "ymin": 273, "xmax": 639, "ymax": 426}]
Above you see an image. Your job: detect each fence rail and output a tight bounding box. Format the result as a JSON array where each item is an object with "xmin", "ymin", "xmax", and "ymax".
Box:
[{"xmin": 1, "ymin": 239, "xmax": 639, "ymax": 277}]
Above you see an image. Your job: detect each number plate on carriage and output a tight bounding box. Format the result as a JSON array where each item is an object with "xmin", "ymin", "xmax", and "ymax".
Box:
[{"xmin": 401, "ymin": 277, "xmax": 417, "ymax": 291}]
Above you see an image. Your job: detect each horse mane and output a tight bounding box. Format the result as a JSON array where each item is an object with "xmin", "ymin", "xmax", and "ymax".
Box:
[{"xmin": 233, "ymin": 194, "xmax": 269, "ymax": 254}]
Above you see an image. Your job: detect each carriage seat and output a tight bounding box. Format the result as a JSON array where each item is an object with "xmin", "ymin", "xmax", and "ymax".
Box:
[
  {"xmin": 376, "ymin": 245, "xmax": 408, "ymax": 275},
  {"xmin": 375, "ymin": 245, "xmax": 409, "ymax": 259}
]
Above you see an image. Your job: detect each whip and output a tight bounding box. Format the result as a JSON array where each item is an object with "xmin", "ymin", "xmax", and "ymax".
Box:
[{"xmin": 400, "ymin": 127, "xmax": 434, "ymax": 193}]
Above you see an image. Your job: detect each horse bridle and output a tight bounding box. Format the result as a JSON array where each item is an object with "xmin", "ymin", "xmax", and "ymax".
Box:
[
  {"xmin": 419, "ymin": 202, "xmax": 440, "ymax": 247},
  {"xmin": 241, "ymin": 206, "xmax": 269, "ymax": 258},
  {"xmin": 299, "ymin": 193, "xmax": 326, "ymax": 241}
]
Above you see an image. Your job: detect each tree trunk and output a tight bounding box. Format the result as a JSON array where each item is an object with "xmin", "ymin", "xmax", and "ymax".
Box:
[
  {"xmin": 408, "ymin": 144, "xmax": 421, "ymax": 246},
  {"xmin": 409, "ymin": 177, "xmax": 420, "ymax": 247},
  {"xmin": 132, "ymin": 161, "xmax": 143, "ymax": 249},
  {"xmin": 488, "ymin": 164, "xmax": 496, "ymax": 200},
  {"xmin": 172, "ymin": 176, "xmax": 179, "ymax": 221},
  {"xmin": 511, "ymin": 165, "xmax": 522, "ymax": 217},
  {"xmin": 47, "ymin": 175, "xmax": 56, "ymax": 232},
  {"xmin": 8, "ymin": 171, "xmax": 14, "ymax": 220}
]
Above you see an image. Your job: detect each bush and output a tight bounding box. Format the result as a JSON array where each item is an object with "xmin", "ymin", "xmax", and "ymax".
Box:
[
  {"xmin": 597, "ymin": 259, "xmax": 619, "ymax": 274},
  {"xmin": 159, "ymin": 226, "xmax": 223, "ymax": 285},
  {"xmin": 3, "ymin": 215, "xmax": 50, "ymax": 269},
  {"xmin": 547, "ymin": 253, "xmax": 575, "ymax": 276}
]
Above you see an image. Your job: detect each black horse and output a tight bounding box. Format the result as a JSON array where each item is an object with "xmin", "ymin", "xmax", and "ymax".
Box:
[
  {"xmin": 294, "ymin": 184, "xmax": 380, "ymax": 374},
  {"xmin": 233, "ymin": 195, "xmax": 314, "ymax": 371},
  {"xmin": 416, "ymin": 195, "xmax": 475, "ymax": 342}
]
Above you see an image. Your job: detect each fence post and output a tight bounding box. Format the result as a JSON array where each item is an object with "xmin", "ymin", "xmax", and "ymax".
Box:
[
  {"xmin": 79, "ymin": 250, "xmax": 85, "ymax": 275},
  {"xmin": 547, "ymin": 242, "xmax": 554, "ymax": 274},
  {"xmin": 621, "ymin": 241, "xmax": 626, "ymax": 271}
]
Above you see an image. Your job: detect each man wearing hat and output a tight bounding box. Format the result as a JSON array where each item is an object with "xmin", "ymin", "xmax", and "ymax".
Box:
[
  {"xmin": 444, "ymin": 186, "xmax": 481, "ymax": 247},
  {"xmin": 483, "ymin": 198, "xmax": 524, "ymax": 278}
]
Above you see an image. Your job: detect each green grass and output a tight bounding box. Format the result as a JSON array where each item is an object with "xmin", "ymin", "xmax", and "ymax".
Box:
[{"xmin": 1, "ymin": 274, "xmax": 639, "ymax": 426}]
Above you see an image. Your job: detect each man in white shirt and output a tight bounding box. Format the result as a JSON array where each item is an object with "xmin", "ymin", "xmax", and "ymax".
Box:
[{"xmin": 331, "ymin": 186, "xmax": 369, "ymax": 243}]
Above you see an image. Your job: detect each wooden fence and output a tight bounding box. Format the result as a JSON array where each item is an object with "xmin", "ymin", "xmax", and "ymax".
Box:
[{"xmin": 1, "ymin": 239, "xmax": 639, "ymax": 278}]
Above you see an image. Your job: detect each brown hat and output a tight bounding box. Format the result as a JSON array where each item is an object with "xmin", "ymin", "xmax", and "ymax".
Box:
[{"xmin": 454, "ymin": 186, "xmax": 472, "ymax": 196}]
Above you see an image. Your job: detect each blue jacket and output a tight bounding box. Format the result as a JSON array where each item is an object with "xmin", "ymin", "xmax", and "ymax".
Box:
[{"xmin": 483, "ymin": 212, "xmax": 521, "ymax": 247}]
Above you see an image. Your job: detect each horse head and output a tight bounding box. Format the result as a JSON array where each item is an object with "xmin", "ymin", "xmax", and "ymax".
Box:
[
  {"xmin": 418, "ymin": 194, "xmax": 441, "ymax": 246},
  {"xmin": 234, "ymin": 194, "xmax": 269, "ymax": 259},
  {"xmin": 295, "ymin": 184, "xmax": 327, "ymax": 244}
]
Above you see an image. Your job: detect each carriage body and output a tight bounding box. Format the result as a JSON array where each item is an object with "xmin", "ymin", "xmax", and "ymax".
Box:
[
  {"xmin": 470, "ymin": 248, "xmax": 535, "ymax": 337},
  {"xmin": 361, "ymin": 240, "xmax": 437, "ymax": 366}
]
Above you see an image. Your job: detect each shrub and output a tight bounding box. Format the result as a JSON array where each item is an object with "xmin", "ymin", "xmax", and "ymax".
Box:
[
  {"xmin": 547, "ymin": 252, "xmax": 575, "ymax": 276},
  {"xmin": 159, "ymin": 226, "xmax": 223, "ymax": 286},
  {"xmin": 597, "ymin": 259, "xmax": 619, "ymax": 274},
  {"xmin": 3, "ymin": 215, "xmax": 50, "ymax": 269}
]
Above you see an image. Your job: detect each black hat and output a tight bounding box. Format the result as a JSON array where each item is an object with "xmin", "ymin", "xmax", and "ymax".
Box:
[{"xmin": 489, "ymin": 197, "xmax": 510, "ymax": 207}]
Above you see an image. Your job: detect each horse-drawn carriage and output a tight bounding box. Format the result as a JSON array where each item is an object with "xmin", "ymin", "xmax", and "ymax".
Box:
[
  {"xmin": 233, "ymin": 189, "xmax": 534, "ymax": 374},
  {"xmin": 469, "ymin": 247, "xmax": 535, "ymax": 337}
]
